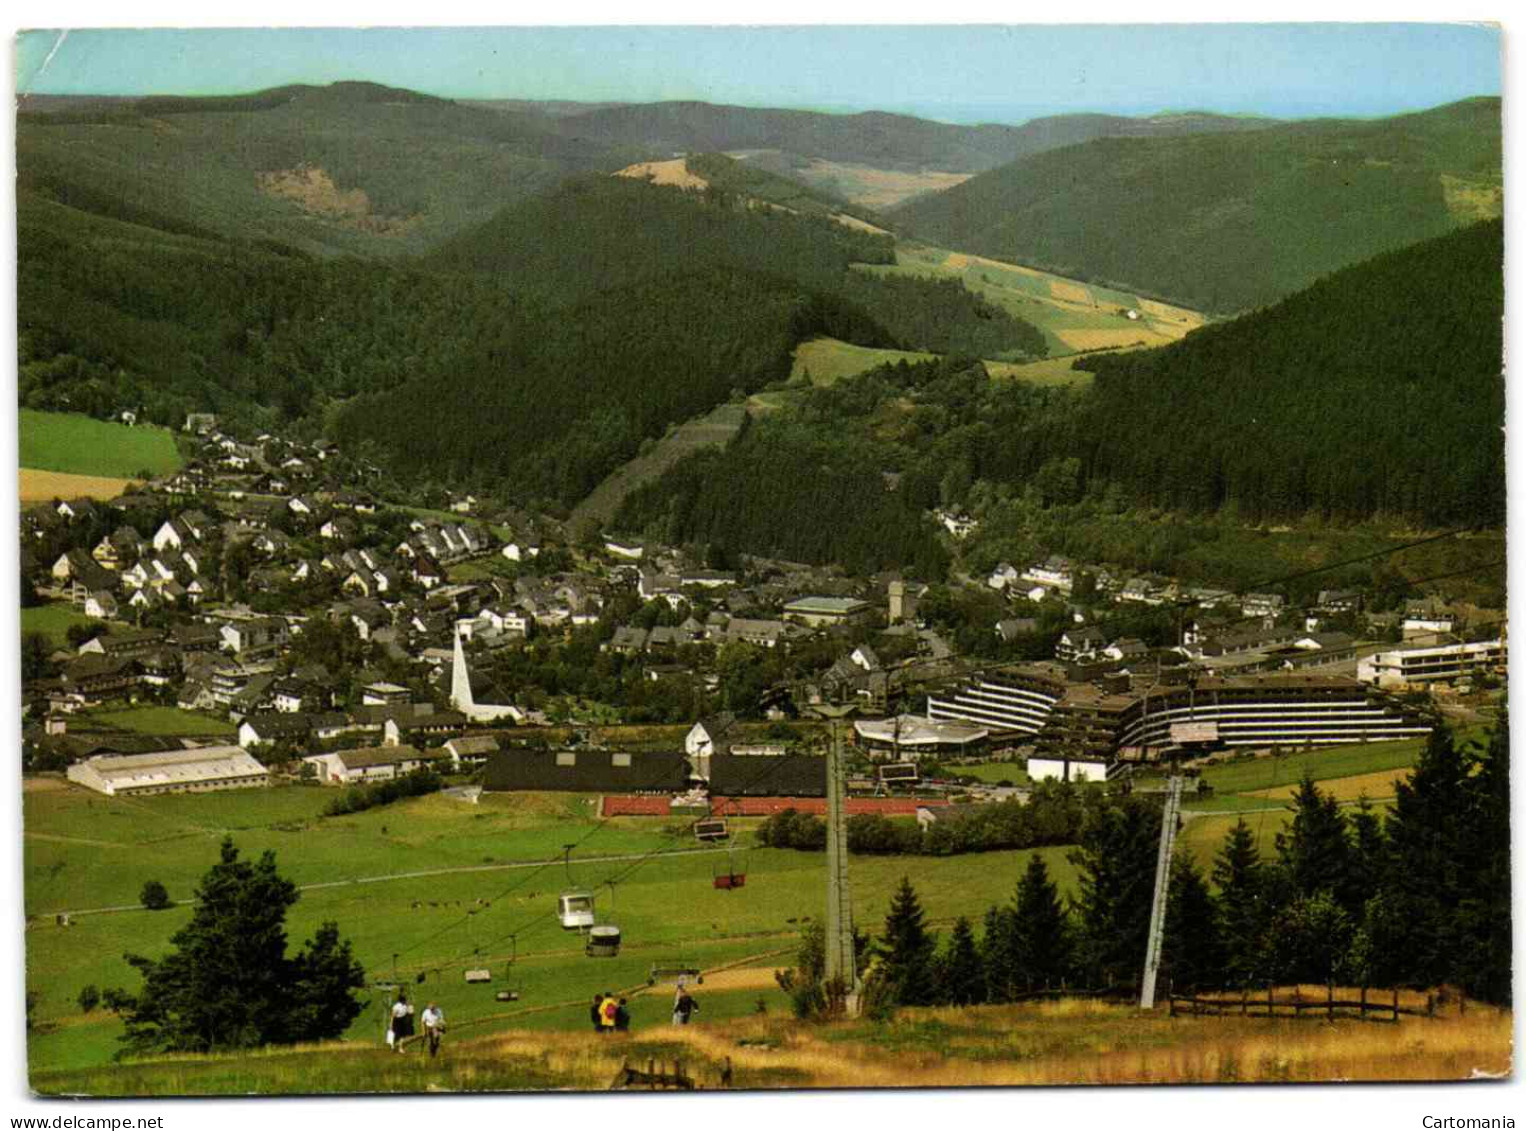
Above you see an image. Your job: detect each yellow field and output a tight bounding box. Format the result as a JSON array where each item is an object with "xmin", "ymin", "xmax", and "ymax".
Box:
[
  {"xmin": 944, "ymin": 250, "xmax": 1044, "ymax": 278},
  {"xmin": 614, "ymin": 159, "xmax": 708, "ymax": 190},
  {"xmin": 1138, "ymin": 297, "xmax": 1207, "ymax": 330},
  {"xmin": 1247, "ymin": 768, "xmax": 1410, "ymax": 804},
  {"xmin": 831, "ymin": 212, "xmax": 890, "ymax": 236},
  {"xmin": 1049, "ymin": 279, "xmax": 1093, "ymax": 305},
  {"xmin": 790, "ymin": 159, "xmax": 974, "ymax": 210},
  {"xmin": 20, "ymin": 468, "xmax": 134, "ymax": 504},
  {"xmin": 1056, "ymin": 328, "xmax": 1157, "ymax": 351},
  {"xmin": 1440, "ymin": 173, "xmax": 1504, "ymax": 225},
  {"xmin": 791, "ymin": 337, "xmax": 936, "ymax": 386}
]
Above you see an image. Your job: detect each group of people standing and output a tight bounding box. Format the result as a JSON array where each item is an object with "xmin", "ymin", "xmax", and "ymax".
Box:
[
  {"xmin": 590, "ymin": 992, "xmax": 631, "ymax": 1033},
  {"xmin": 590, "ymin": 981, "xmax": 700, "ymax": 1033},
  {"xmin": 387, "ymin": 990, "xmax": 446, "ymax": 1057}
]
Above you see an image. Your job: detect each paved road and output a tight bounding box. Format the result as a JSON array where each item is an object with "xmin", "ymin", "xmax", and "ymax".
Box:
[{"xmin": 42, "ymin": 845, "xmax": 732, "ymax": 919}]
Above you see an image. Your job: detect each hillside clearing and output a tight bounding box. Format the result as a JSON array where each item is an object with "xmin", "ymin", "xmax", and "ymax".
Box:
[
  {"xmin": 614, "ymin": 158, "xmax": 708, "ymax": 190},
  {"xmin": 789, "ymin": 337, "xmax": 1093, "ymax": 390},
  {"xmin": 20, "ymin": 410, "xmax": 183, "ymax": 479}
]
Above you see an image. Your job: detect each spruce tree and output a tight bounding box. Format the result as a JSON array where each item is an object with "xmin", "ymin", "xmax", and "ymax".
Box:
[
  {"xmin": 980, "ymin": 903, "xmax": 1022, "ymax": 1004},
  {"xmin": 1381, "ymin": 726, "xmax": 1472, "ymax": 987},
  {"xmin": 1346, "ymin": 794, "xmax": 1388, "ymax": 905},
  {"xmin": 1069, "ymin": 794, "xmax": 1159, "ymax": 988},
  {"xmin": 1162, "ymin": 856, "xmax": 1223, "ymax": 991},
  {"xmin": 878, "ymin": 876, "xmax": 938, "ymax": 1007},
  {"xmin": 934, "ymin": 917, "xmax": 986, "ymax": 1006},
  {"xmin": 1213, "ymin": 818, "xmax": 1271, "ymax": 988},
  {"xmin": 1455, "ymin": 709, "xmax": 1511, "ymax": 1004},
  {"xmin": 121, "ymin": 838, "xmax": 365, "ymax": 1054},
  {"xmin": 1011, "ymin": 853, "xmax": 1074, "ymax": 991},
  {"xmin": 1275, "ymin": 772, "xmax": 1353, "ymax": 909}
]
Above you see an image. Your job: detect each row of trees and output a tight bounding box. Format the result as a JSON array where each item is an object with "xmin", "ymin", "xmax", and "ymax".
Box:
[{"xmin": 757, "ymin": 781, "xmax": 1084, "ymax": 857}]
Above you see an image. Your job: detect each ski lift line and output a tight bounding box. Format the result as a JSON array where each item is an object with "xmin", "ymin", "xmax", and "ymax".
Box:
[
  {"xmin": 468, "ymin": 746, "xmax": 808, "ymax": 959},
  {"xmin": 389, "ymin": 744, "xmax": 740, "ymax": 963}
]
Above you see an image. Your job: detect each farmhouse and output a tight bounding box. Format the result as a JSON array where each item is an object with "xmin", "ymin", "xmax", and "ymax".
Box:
[{"xmin": 67, "ymin": 746, "xmax": 269, "ymax": 796}]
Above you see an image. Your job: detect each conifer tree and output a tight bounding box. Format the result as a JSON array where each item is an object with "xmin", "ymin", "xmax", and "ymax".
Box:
[
  {"xmin": 980, "ymin": 903, "xmax": 1022, "ymax": 1004},
  {"xmin": 934, "ymin": 917, "xmax": 985, "ymax": 1006},
  {"xmin": 1162, "ymin": 856, "xmax": 1223, "ymax": 991},
  {"xmin": 878, "ymin": 876, "xmax": 938, "ymax": 1007},
  {"xmin": 1070, "ymin": 794, "xmax": 1160, "ymax": 988},
  {"xmin": 1381, "ymin": 726, "xmax": 1472, "ymax": 987},
  {"xmin": 1455, "ymin": 709, "xmax": 1511, "ymax": 1004},
  {"xmin": 1011, "ymin": 853, "xmax": 1074, "ymax": 991},
  {"xmin": 1276, "ymin": 772, "xmax": 1353, "ymax": 909},
  {"xmin": 1213, "ymin": 818, "xmax": 1271, "ymax": 988}
]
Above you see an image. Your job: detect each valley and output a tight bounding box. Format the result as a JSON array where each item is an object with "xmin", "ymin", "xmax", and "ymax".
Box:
[{"xmin": 12, "ymin": 37, "xmax": 1508, "ymax": 1106}]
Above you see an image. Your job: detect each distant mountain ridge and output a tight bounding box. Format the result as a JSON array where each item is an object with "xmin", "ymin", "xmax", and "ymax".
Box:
[
  {"xmin": 895, "ymin": 96, "xmax": 1501, "ymax": 313},
  {"xmin": 547, "ymin": 99, "xmax": 1279, "ymax": 173}
]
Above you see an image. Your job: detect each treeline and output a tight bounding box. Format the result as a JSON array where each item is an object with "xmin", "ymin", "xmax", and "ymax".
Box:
[
  {"xmin": 320, "ymin": 768, "xmax": 444, "ymax": 816},
  {"xmin": 1065, "ymin": 219, "xmax": 1504, "ymax": 526},
  {"xmin": 757, "ymin": 780, "xmax": 1083, "ymax": 856},
  {"xmin": 790, "ymin": 716, "xmax": 1509, "ymax": 1018}
]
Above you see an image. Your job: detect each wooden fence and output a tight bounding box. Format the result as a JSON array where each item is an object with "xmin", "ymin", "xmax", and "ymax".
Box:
[{"xmin": 1168, "ymin": 983, "xmax": 1439, "ymax": 1023}]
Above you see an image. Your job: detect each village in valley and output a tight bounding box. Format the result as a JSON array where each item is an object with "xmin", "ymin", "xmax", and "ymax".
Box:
[
  {"xmin": 12, "ymin": 21, "xmax": 1510, "ymax": 1102},
  {"xmin": 23, "ymin": 412, "xmax": 1503, "ymax": 802}
]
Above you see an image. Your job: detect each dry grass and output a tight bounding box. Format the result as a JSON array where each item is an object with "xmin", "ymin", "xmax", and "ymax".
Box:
[
  {"xmin": 34, "ymin": 996, "xmax": 1510, "ymax": 1094},
  {"xmin": 831, "ymin": 212, "xmax": 890, "ymax": 235},
  {"xmin": 1057, "ymin": 328, "xmax": 1155, "ymax": 350},
  {"xmin": 792, "ymin": 160, "xmax": 973, "ymax": 209},
  {"xmin": 20, "ymin": 469, "xmax": 134, "ymax": 503},
  {"xmin": 1245, "ymin": 768, "xmax": 1409, "ymax": 803},
  {"xmin": 1048, "ymin": 279, "xmax": 1093, "ymax": 305},
  {"xmin": 614, "ymin": 159, "xmax": 709, "ymax": 191},
  {"xmin": 255, "ymin": 167, "xmax": 417, "ymax": 235},
  {"xmin": 1138, "ymin": 296, "xmax": 1207, "ymax": 328},
  {"xmin": 1440, "ymin": 174, "xmax": 1503, "ymax": 224},
  {"xmin": 944, "ymin": 250, "xmax": 1045, "ymax": 277}
]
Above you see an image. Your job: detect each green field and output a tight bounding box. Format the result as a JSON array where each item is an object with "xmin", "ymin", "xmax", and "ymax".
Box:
[
  {"xmin": 20, "ymin": 602, "xmax": 106, "ymax": 647},
  {"xmin": 23, "ymin": 780, "xmax": 1077, "ymax": 1077},
  {"xmin": 856, "ymin": 241, "xmax": 1207, "ymax": 358},
  {"xmin": 20, "ymin": 410, "xmax": 184, "ymax": 478},
  {"xmin": 74, "ymin": 705, "xmax": 236, "ymax": 738},
  {"xmin": 952, "ymin": 762, "xmax": 1032, "ymax": 786}
]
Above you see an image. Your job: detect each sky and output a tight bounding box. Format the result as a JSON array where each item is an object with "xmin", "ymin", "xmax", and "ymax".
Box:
[{"xmin": 14, "ymin": 23, "xmax": 1502, "ymax": 123}]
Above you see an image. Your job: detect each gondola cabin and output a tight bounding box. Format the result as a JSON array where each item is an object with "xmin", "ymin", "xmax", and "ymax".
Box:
[
  {"xmin": 558, "ymin": 890, "xmax": 596, "ymax": 930},
  {"xmin": 878, "ymin": 762, "xmax": 919, "ymax": 784},
  {"xmin": 694, "ymin": 818, "xmax": 729, "ymax": 842},
  {"xmin": 585, "ymin": 925, "xmax": 621, "ymax": 958}
]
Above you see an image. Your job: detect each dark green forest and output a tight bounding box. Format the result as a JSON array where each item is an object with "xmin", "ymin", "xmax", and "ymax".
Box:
[
  {"xmin": 618, "ymin": 218, "xmax": 1503, "ymax": 576},
  {"xmin": 1067, "ymin": 218, "xmax": 1505, "ymax": 525},
  {"xmin": 896, "ymin": 98, "xmax": 1500, "ymax": 313}
]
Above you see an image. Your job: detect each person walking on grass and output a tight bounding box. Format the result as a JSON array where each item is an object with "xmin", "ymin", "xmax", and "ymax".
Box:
[
  {"xmin": 389, "ymin": 989, "xmax": 414, "ymax": 1053},
  {"xmin": 591, "ymin": 993, "xmax": 606, "ymax": 1034},
  {"xmin": 615, "ymin": 997, "xmax": 630, "ymax": 1033},
  {"xmin": 600, "ymin": 991, "xmax": 620, "ymax": 1033},
  {"xmin": 672, "ymin": 981, "xmax": 699, "ymax": 1027},
  {"xmin": 421, "ymin": 1001, "xmax": 446, "ymax": 1058}
]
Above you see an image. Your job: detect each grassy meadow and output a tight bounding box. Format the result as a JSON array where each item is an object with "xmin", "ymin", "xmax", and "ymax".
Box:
[
  {"xmin": 856, "ymin": 241, "xmax": 1207, "ymax": 357},
  {"xmin": 20, "ymin": 409, "xmax": 184, "ymax": 479},
  {"xmin": 23, "ymin": 778, "xmax": 1076, "ymax": 1077},
  {"xmin": 20, "ymin": 602, "xmax": 108, "ymax": 647}
]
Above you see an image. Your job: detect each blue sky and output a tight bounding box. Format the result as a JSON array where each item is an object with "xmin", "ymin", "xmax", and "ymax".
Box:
[{"xmin": 14, "ymin": 24, "xmax": 1501, "ymax": 123}]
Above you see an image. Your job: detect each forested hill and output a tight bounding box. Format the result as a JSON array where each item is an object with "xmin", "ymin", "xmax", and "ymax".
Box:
[
  {"xmin": 16, "ymin": 81, "xmax": 624, "ymax": 257},
  {"xmin": 547, "ymin": 100, "xmax": 1274, "ymax": 172},
  {"xmin": 1063, "ymin": 218, "xmax": 1504, "ymax": 525},
  {"xmin": 424, "ymin": 177, "xmax": 1048, "ymax": 359},
  {"xmin": 895, "ymin": 98, "xmax": 1501, "ymax": 313}
]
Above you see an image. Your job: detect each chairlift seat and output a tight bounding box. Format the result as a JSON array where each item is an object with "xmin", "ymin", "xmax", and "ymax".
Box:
[
  {"xmin": 585, "ymin": 924, "xmax": 621, "ymax": 958},
  {"xmin": 694, "ymin": 818, "xmax": 729, "ymax": 842},
  {"xmin": 464, "ymin": 969, "xmax": 492, "ymax": 984},
  {"xmin": 648, "ymin": 964, "xmax": 703, "ymax": 986},
  {"xmin": 713, "ymin": 873, "xmax": 747, "ymax": 890},
  {"xmin": 495, "ymin": 990, "xmax": 520, "ymax": 1002}
]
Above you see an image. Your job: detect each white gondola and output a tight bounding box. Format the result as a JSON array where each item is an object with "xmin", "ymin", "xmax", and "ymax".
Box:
[
  {"xmin": 585, "ymin": 924, "xmax": 622, "ymax": 958},
  {"xmin": 557, "ymin": 890, "xmax": 596, "ymax": 930}
]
